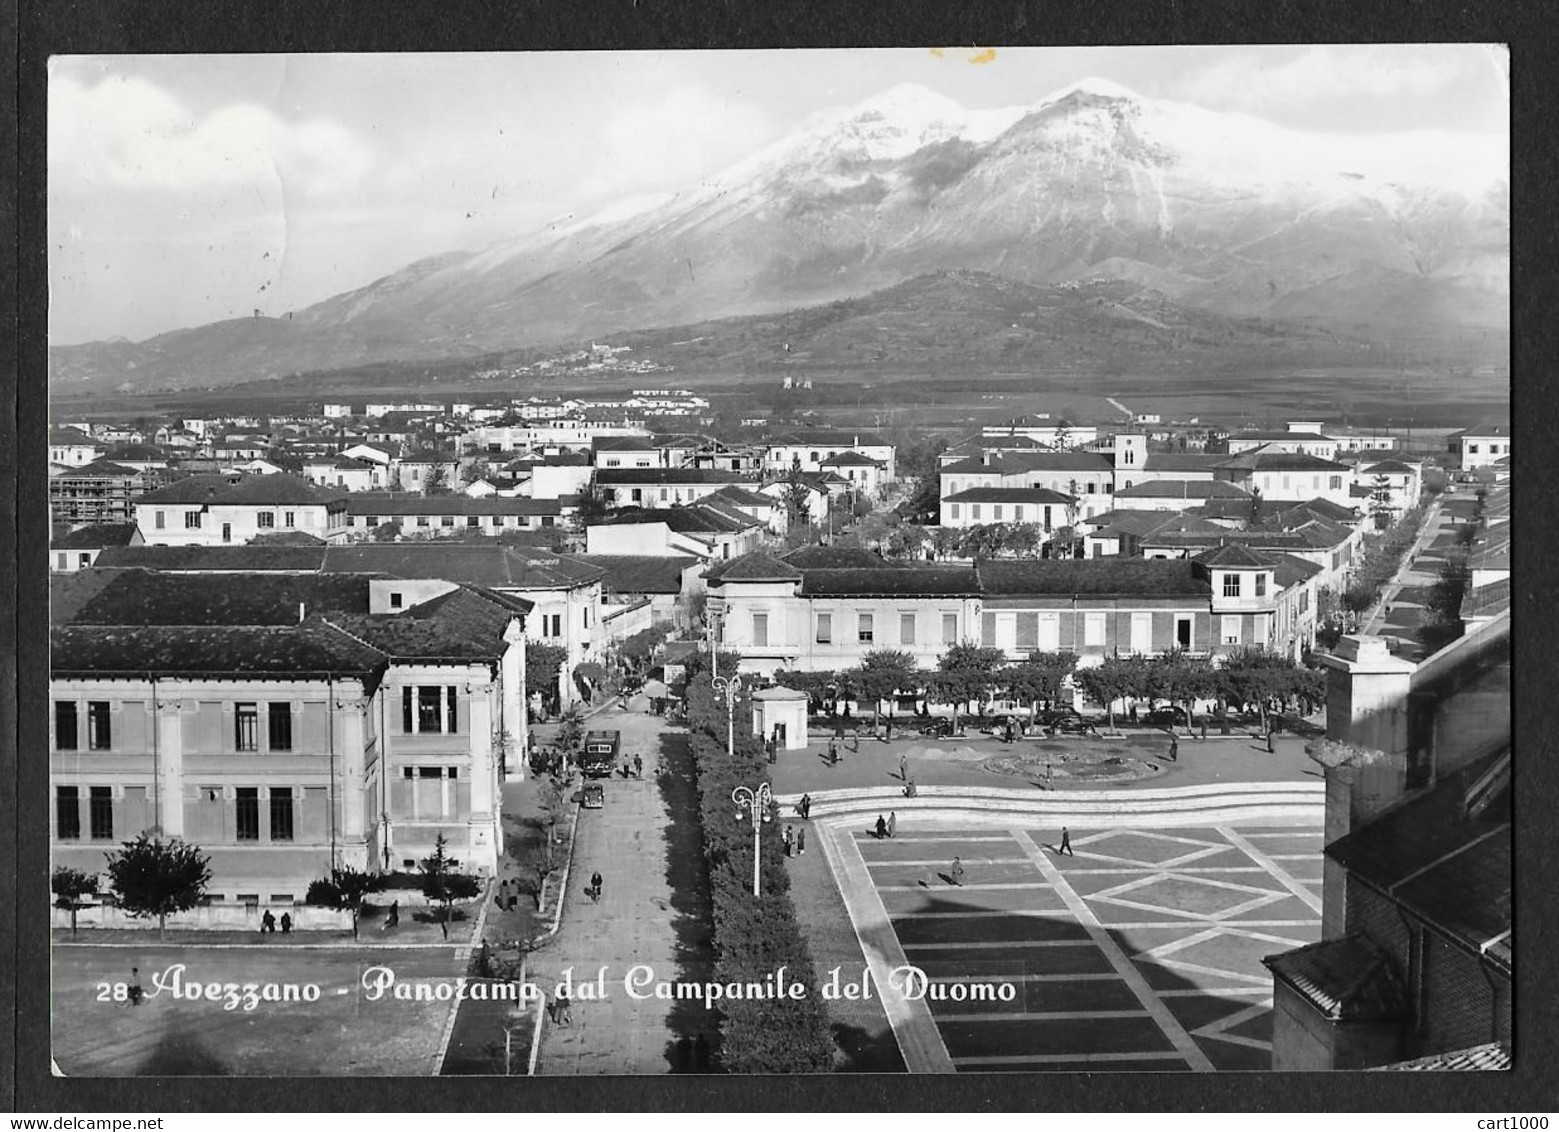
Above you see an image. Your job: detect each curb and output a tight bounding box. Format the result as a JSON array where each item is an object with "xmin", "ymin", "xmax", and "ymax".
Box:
[{"xmin": 434, "ymin": 878, "xmax": 495, "ymax": 1074}]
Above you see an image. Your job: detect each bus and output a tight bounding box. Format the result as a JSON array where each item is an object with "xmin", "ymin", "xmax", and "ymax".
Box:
[{"xmin": 580, "ymin": 730, "xmax": 620, "ymax": 778}]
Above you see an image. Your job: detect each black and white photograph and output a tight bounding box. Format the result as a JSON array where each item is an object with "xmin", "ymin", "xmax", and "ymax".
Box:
[{"xmin": 38, "ymin": 43, "xmax": 1514, "ymax": 1085}]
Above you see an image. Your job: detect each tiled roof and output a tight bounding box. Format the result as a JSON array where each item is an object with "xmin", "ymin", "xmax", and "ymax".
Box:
[
  {"xmin": 781, "ymin": 546, "xmax": 892, "ymax": 569},
  {"xmin": 1361, "ymin": 460, "xmax": 1416, "ymax": 475},
  {"xmin": 137, "ymin": 473, "xmax": 346, "ymax": 506},
  {"xmin": 1326, "ymin": 748, "xmax": 1512, "ymax": 969},
  {"xmin": 597, "ymin": 507, "xmax": 748, "ymax": 534},
  {"xmin": 1194, "ymin": 543, "xmax": 1276, "ymax": 569},
  {"xmin": 1232, "ymin": 430, "xmax": 1333, "ymax": 442},
  {"xmin": 572, "ymin": 555, "xmax": 699, "ymax": 595},
  {"xmin": 342, "ymin": 494, "xmax": 561, "ymax": 516},
  {"xmin": 1275, "ymin": 554, "xmax": 1324, "ymax": 587},
  {"xmin": 799, "ymin": 566, "xmax": 980, "ymax": 597},
  {"xmin": 591, "ymin": 435, "xmax": 659, "ymax": 451},
  {"xmin": 51, "ymin": 623, "xmax": 387, "ymax": 684},
  {"xmin": 1214, "ymin": 449, "xmax": 1349, "ymax": 472},
  {"xmin": 51, "ymin": 522, "xmax": 140, "ymax": 550},
  {"xmin": 1079, "ymin": 509, "xmax": 1187, "ymax": 537},
  {"xmin": 94, "ymin": 546, "xmax": 328, "ymax": 572},
  {"xmin": 329, "ymin": 586, "xmax": 527, "ymax": 661},
  {"xmin": 1262, "ymin": 935, "xmax": 1409, "ymax": 1022},
  {"xmin": 705, "ymin": 552, "xmax": 804, "ymax": 584},
  {"xmin": 1141, "ymin": 453, "xmax": 1224, "ymax": 473},
  {"xmin": 53, "ymin": 568, "xmax": 375, "ymax": 626},
  {"xmin": 1116, "ymin": 480, "xmax": 1251, "ymax": 500},
  {"xmin": 1002, "ymin": 450, "xmax": 1115, "ymax": 474},
  {"xmin": 321, "ymin": 543, "xmax": 603, "ymax": 590},
  {"xmin": 767, "ymin": 429, "xmax": 889, "ymax": 447},
  {"xmin": 594, "ymin": 468, "xmax": 757, "ymax": 485},
  {"xmin": 1372, "ymin": 1042, "xmax": 1512, "ymax": 1071},
  {"xmin": 942, "ymin": 487, "xmax": 1075, "ymax": 504},
  {"xmin": 59, "ymin": 460, "xmax": 141, "ymax": 478},
  {"xmin": 818, "ymin": 451, "xmax": 883, "ymax": 467},
  {"xmin": 702, "ymin": 485, "xmax": 774, "ymax": 509},
  {"xmin": 976, "ymin": 558, "xmax": 1210, "ymax": 596}
]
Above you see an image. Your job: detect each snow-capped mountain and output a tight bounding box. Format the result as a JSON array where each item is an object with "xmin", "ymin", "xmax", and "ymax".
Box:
[{"xmin": 52, "ymin": 79, "xmax": 1507, "ymax": 390}]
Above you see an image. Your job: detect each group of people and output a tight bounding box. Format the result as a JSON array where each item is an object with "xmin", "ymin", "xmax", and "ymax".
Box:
[
  {"xmin": 259, "ymin": 910, "xmax": 293, "ymax": 934},
  {"xmin": 619, "ymin": 753, "xmax": 645, "ymax": 778},
  {"xmin": 872, "ymin": 812, "xmax": 898, "ymax": 840},
  {"xmin": 782, "ymin": 824, "xmax": 807, "ymax": 857}
]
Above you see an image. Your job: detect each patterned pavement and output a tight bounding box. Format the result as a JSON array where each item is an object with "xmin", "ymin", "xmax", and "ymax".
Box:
[{"xmin": 822, "ymin": 821, "xmax": 1323, "ymax": 1072}]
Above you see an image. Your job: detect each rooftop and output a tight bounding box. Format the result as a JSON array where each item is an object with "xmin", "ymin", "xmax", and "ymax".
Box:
[
  {"xmin": 94, "ymin": 545, "xmax": 328, "ymax": 572},
  {"xmin": 976, "ymin": 558, "xmax": 1210, "ymax": 597},
  {"xmin": 53, "ymin": 568, "xmax": 376, "ymax": 626},
  {"xmin": 137, "ymin": 473, "xmax": 347, "ymax": 507},
  {"xmin": 341, "ymin": 494, "xmax": 561, "ymax": 516},
  {"xmin": 1262, "ymin": 935, "xmax": 1409, "ymax": 1022},
  {"xmin": 942, "ymin": 487, "xmax": 1076, "ymax": 505},
  {"xmin": 329, "ymin": 586, "xmax": 528, "ymax": 661},
  {"xmin": 51, "ymin": 522, "xmax": 140, "ymax": 550},
  {"xmin": 1116, "ymin": 480, "xmax": 1251, "ymax": 500},
  {"xmin": 799, "ymin": 566, "xmax": 981, "ymax": 597},
  {"xmin": 321, "ymin": 543, "xmax": 603, "ymax": 590},
  {"xmin": 572, "ymin": 554, "xmax": 699, "ymax": 595},
  {"xmin": 51, "ymin": 623, "xmax": 387, "ymax": 686}
]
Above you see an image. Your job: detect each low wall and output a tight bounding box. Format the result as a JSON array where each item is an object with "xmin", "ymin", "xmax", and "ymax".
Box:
[{"xmin": 53, "ymin": 902, "xmax": 354, "ymax": 933}]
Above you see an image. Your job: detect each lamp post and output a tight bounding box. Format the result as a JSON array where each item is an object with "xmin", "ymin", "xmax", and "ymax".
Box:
[
  {"xmin": 712, "ymin": 673, "xmax": 742, "ymax": 759},
  {"xmin": 731, "ymin": 782, "xmax": 773, "ymax": 897}
]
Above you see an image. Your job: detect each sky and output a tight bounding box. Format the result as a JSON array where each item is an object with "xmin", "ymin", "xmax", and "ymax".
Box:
[{"xmin": 47, "ymin": 45, "xmax": 1509, "ymax": 345}]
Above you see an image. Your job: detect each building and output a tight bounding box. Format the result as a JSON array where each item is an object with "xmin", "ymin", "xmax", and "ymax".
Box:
[
  {"xmin": 763, "ymin": 430, "xmax": 898, "ymax": 482},
  {"xmin": 1355, "ymin": 460, "xmax": 1424, "ymax": 524},
  {"xmin": 591, "ymin": 435, "xmax": 666, "ymax": 469},
  {"xmin": 1448, "ymin": 425, "xmax": 1510, "ymax": 472},
  {"xmin": 134, "ymin": 474, "xmax": 349, "ymax": 546},
  {"xmin": 595, "ymin": 467, "xmax": 761, "ymax": 509},
  {"xmin": 303, "ymin": 454, "xmax": 388, "ymax": 493},
  {"xmin": 50, "ymin": 522, "xmax": 143, "ymax": 573},
  {"xmin": 49, "ymin": 460, "xmax": 148, "ymax": 527},
  {"xmin": 1264, "ymin": 619, "xmax": 1511, "ymax": 1070},
  {"xmin": 574, "ymin": 554, "xmax": 703, "ymax": 631},
  {"xmin": 1112, "ymin": 479, "xmax": 1253, "ymax": 512},
  {"xmin": 586, "ymin": 505, "xmax": 766, "ymax": 563},
  {"xmin": 1212, "ymin": 448, "xmax": 1356, "ymax": 507},
  {"xmin": 50, "ymin": 568, "xmax": 532, "ymax": 899},
  {"xmin": 341, "ymin": 494, "xmax": 564, "ymax": 539},
  {"xmin": 705, "ymin": 550, "xmax": 1309, "ymax": 678},
  {"xmin": 818, "ymin": 451, "xmax": 888, "ymax": 496},
  {"xmin": 49, "ymin": 426, "xmax": 106, "ymax": 468},
  {"xmin": 939, "ymin": 451, "xmax": 1117, "ymax": 521},
  {"xmin": 938, "ymin": 487, "xmax": 1075, "ymax": 531}
]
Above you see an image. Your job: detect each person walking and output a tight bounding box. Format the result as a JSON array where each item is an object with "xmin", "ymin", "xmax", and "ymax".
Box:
[
  {"xmin": 1266, "ymin": 724, "xmax": 1276, "ymax": 754},
  {"xmin": 1199, "ymin": 718, "xmax": 1207, "ymax": 741},
  {"xmin": 128, "ymin": 966, "xmax": 144, "ymax": 1006},
  {"xmin": 633, "ymin": 753, "xmax": 643, "ymax": 778},
  {"xmin": 827, "ymin": 738, "xmax": 839, "ymax": 766},
  {"xmin": 875, "ymin": 814, "xmax": 888, "ymax": 840},
  {"xmin": 1169, "ymin": 735, "xmax": 1179, "ymax": 762},
  {"xmin": 280, "ymin": 912, "xmax": 293, "ymax": 935},
  {"xmin": 556, "ymin": 990, "xmax": 573, "ymax": 1027},
  {"xmin": 261, "ymin": 910, "xmax": 276, "ymax": 934},
  {"xmin": 888, "ymin": 811, "xmax": 897, "ymax": 839},
  {"xmin": 1059, "ymin": 827, "xmax": 1074, "ymax": 856},
  {"xmin": 799, "ymin": 793, "xmax": 812, "ymax": 820},
  {"xmin": 590, "ymin": 871, "xmax": 604, "ymax": 902},
  {"xmin": 783, "ymin": 825, "xmax": 794, "ymax": 857},
  {"xmin": 950, "ymin": 857, "xmax": 965, "ymax": 886},
  {"xmin": 796, "ymin": 826, "xmax": 806, "ymax": 855},
  {"xmin": 899, "ymin": 752, "xmax": 908, "ymax": 782},
  {"xmin": 383, "ymin": 900, "xmax": 399, "ymax": 930}
]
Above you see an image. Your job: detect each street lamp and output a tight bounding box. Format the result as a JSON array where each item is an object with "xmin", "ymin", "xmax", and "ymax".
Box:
[
  {"xmin": 732, "ymin": 782, "xmax": 773, "ymax": 896},
  {"xmin": 712, "ymin": 673, "xmax": 742, "ymax": 759}
]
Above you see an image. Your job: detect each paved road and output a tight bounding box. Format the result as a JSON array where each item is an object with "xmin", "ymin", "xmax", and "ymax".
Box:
[
  {"xmin": 1363, "ymin": 498, "xmax": 1449, "ymax": 639},
  {"xmin": 529, "ymin": 702, "xmax": 718, "ymax": 1074}
]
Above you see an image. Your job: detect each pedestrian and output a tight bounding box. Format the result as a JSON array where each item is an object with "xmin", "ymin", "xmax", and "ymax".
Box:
[
  {"xmin": 783, "ymin": 825, "xmax": 794, "ymax": 857},
  {"xmin": 634, "ymin": 753, "xmax": 643, "ymax": 778},
  {"xmin": 950, "ymin": 857, "xmax": 965, "ymax": 886},
  {"xmin": 885, "ymin": 717, "xmax": 893, "ymax": 742},
  {"xmin": 888, "ymin": 811, "xmax": 897, "ymax": 839},
  {"xmin": 800, "ymin": 793, "xmax": 811, "ymax": 820},
  {"xmin": 1266, "ymin": 725, "xmax": 1275, "ymax": 754},
  {"xmin": 899, "ymin": 752, "xmax": 908, "ymax": 782},
  {"xmin": 904, "ymin": 778, "xmax": 918, "ymax": 798},
  {"xmin": 827, "ymin": 738, "xmax": 838, "ymax": 766},
  {"xmin": 590, "ymin": 871, "xmax": 604, "ymax": 901},
  {"xmin": 384, "ymin": 900, "xmax": 399, "ymax": 930},
  {"xmin": 1200, "ymin": 719, "xmax": 1207, "ymax": 741},
  {"xmin": 875, "ymin": 814, "xmax": 887, "ymax": 840},
  {"xmin": 261, "ymin": 910, "xmax": 276, "ymax": 934},
  {"xmin": 1169, "ymin": 735, "xmax": 1179, "ymax": 762},
  {"xmin": 128, "ymin": 966, "xmax": 144, "ymax": 1006},
  {"xmin": 1130, "ymin": 704, "xmax": 1138, "ymax": 724},
  {"xmin": 1060, "ymin": 827, "xmax": 1073, "ymax": 856},
  {"xmin": 796, "ymin": 827, "xmax": 806, "ymax": 855},
  {"xmin": 280, "ymin": 912, "xmax": 293, "ymax": 935},
  {"xmin": 556, "ymin": 990, "xmax": 573, "ymax": 1027}
]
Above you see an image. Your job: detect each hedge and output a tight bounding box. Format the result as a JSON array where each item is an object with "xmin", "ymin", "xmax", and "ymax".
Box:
[{"xmin": 683, "ymin": 660, "xmax": 837, "ymax": 1073}]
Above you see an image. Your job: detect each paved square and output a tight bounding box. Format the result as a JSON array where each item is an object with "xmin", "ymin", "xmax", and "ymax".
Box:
[{"xmin": 822, "ymin": 821, "xmax": 1323, "ymax": 1071}]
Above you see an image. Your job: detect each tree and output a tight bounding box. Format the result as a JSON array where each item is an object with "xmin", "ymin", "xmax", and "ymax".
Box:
[
  {"xmin": 104, "ymin": 834, "xmax": 212, "ymax": 940},
  {"xmin": 52, "ymin": 866, "xmax": 99, "ymax": 937},
  {"xmin": 525, "ymin": 641, "xmax": 569, "ymax": 716},
  {"xmin": 572, "ymin": 482, "xmax": 615, "ymax": 529},
  {"xmin": 1002, "ymin": 522, "xmax": 1043, "ymax": 559},
  {"xmin": 420, "ymin": 834, "xmax": 482, "ymax": 940},
  {"xmin": 423, "ymin": 462, "xmax": 451, "ymax": 496},
  {"xmin": 462, "ymin": 458, "xmax": 491, "ymax": 487},
  {"xmin": 1073, "ymin": 657, "xmax": 1139, "ymax": 730},
  {"xmin": 370, "ymin": 520, "xmax": 400, "ymax": 542},
  {"xmin": 1148, "ymin": 647, "xmax": 1216, "ymax": 732},
  {"xmin": 306, "ymin": 866, "xmax": 387, "ymax": 939},
  {"xmin": 781, "ymin": 471, "xmax": 813, "ymax": 530},
  {"xmin": 1003, "ymin": 651, "xmax": 1077, "ymax": 721},
  {"xmin": 931, "ymin": 525, "xmax": 962, "ymax": 561},
  {"xmin": 932, "ymin": 642, "xmax": 1006, "ymax": 726},
  {"xmin": 852, "ymin": 649, "xmax": 919, "ymax": 731},
  {"xmin": 883, "ymin": 523, "xmax": 928, "ymax": 562}
]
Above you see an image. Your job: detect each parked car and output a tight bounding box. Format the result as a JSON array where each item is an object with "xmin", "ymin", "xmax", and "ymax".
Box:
[
  {"xmin": 918, "ymin": 716, "xmax": 959, "ymax": 738},
  {"xmin": 1037, "ymin": 708, "xmax": 1093, "ymax": 735},
  {"xmin": 582, "ymin": 783, "xmax": 605, "ymax": 809},
  {"xmin": 1143, "ymin": 705, "xmax": 1189, "ymax": 727}
]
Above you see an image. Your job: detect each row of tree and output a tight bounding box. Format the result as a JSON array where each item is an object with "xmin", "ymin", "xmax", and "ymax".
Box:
[{"xmin": 772, "ymin": 644, "xmax": 1325, "ymax": 732}]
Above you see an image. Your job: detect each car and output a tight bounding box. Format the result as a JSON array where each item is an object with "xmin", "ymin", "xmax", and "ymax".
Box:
[
  {"xmin": 582, "ymin": 783, "xmax": 604, "ymax": 809},
  {"xmin": 1037, "ymin": 708, "xmax": 1093, "ymax": 735},
  {"xmin": 1143, "ymin": 706, "xmax": 1189, "ymax": 727},
  {"xmin": 918, "ymin": 716, "xmax": 958, "ymax": 738}
]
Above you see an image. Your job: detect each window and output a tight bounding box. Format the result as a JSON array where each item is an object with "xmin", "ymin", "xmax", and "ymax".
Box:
[
  {"xmin": 1222, "ymin": 573, "xmax": 1241, "ymax": 598},
  {"xmin": 441, "ymin": 515, "xmax": 455, "ymax": 527},
  {"xmin": 752, "ymin": 613, "xmax": 769, "ymax": 647},
  {"xmin": 417, "ymin": 516, "xmax": 430, "ymax": 527},
  {"xmin": 235, "ymin": 703, "xmax": 259, "ymax": 751},
  {"xmin": 56, "ymin": 786, "xmax": 80, "ymax": 840},
  {"xmin": 900, "ymin": 613, "xmax": 916, "ymax": 646},
  {"xmin": 364, "ymin": 516, "xmax": 379, "ymax": 528},
  {"xmin": 89, "ymin": 787, "xmax": 114, "ymax": 840},
  {"xmin": 55, "ymin": 702, "xmax": 78, "ymax": 751},
  {"xmin": 949, "ymin": 504, "xmax": 961, "ymax": 520},
  {"xmin": 155, "ymin": 510, "xmax": 166, "ymax": 529},
  {"xmin": 815, "ymin": 613, "xmax": 832, "ymax": 644},
  {"xmin": 258, "ymin": 511, "xmax": 275, "ymax": 528},
  {"xmin": 184, "ymin": 510, "xmax": 202, "ymax": 529},
  {"xmin": 857, "ymin": 613, "xmax": 874, "ymax": 644},
  {"xmin": 389, "ymin": 592, "xmax": 403, "ymax": 609},
  {"xmin": 87, "ymin": 701, "xmax": 111, "ymax": 750},
  {"xmin": 971, "ymin": 504, "xmax": 982, "ymax": 521},
  {"xmin": 1221, "ymin": 615, "xmax": 1242, "ymax": 645},
  {"xmin": 1255, "ymin": 573, "xmax": 1267, "ymax": 598},
  {"xmin": 268, "ymin": 703, "xmax": 292, "ymax": 752},
  {"xmin": 993, "ymin": 505, "xmax": 1004, "ymax": 522},
  {"xmin": 543, "ymin": 613, "xmax": 562, "ymax": 638},
  {"xmin": 269, "ymin": 788, "xmax": 294, "ymax": 841},
  {"xmin": 1330, "ymin": 476, "xmax": 1342, "ymax": 490},
  {"xmin": 285, "ymin": 511, "xmax": 296, "ymax": 527},
  {"xmin": 1467, "ymin": 443, "xmax": 1479, "ymax": 455},
  {"xmin": 1176, "ymin": 617, "xmax": 1193, "ymax": 649},
  {"xmin": 942, "ymin": 613, "xmax": 958, "ymax": 644},
  {"xmin": 1083, "ymin": 613, "xmax": 1106, "ymax": 647},
  {"xmin": 236, "ymin": 788, "xmax": 260, "ymax": 841}
]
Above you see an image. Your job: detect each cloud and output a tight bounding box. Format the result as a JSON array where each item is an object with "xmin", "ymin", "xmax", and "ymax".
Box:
[
  {"xmin": 580, "ymin": 84, "xmax": 774, "ymax": 200},
  {"xmin": 1176, "ymin": 46, "xmax": 1476, "ymax": 114},
  {"xmin": 49, "ymin": 72, "xmax": 372, "ymax": 199}
]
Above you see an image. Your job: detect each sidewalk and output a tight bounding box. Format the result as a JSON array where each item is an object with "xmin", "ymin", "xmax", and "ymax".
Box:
[{"xmin": 528, "ymin": 705, "xmax": 719, "ymax": 1074}]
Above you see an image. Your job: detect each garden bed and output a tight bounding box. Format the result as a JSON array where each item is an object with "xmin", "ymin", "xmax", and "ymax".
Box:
[{"xmin": 981, "ymin": 746, "xmax": 1164, "ymax": 785}]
